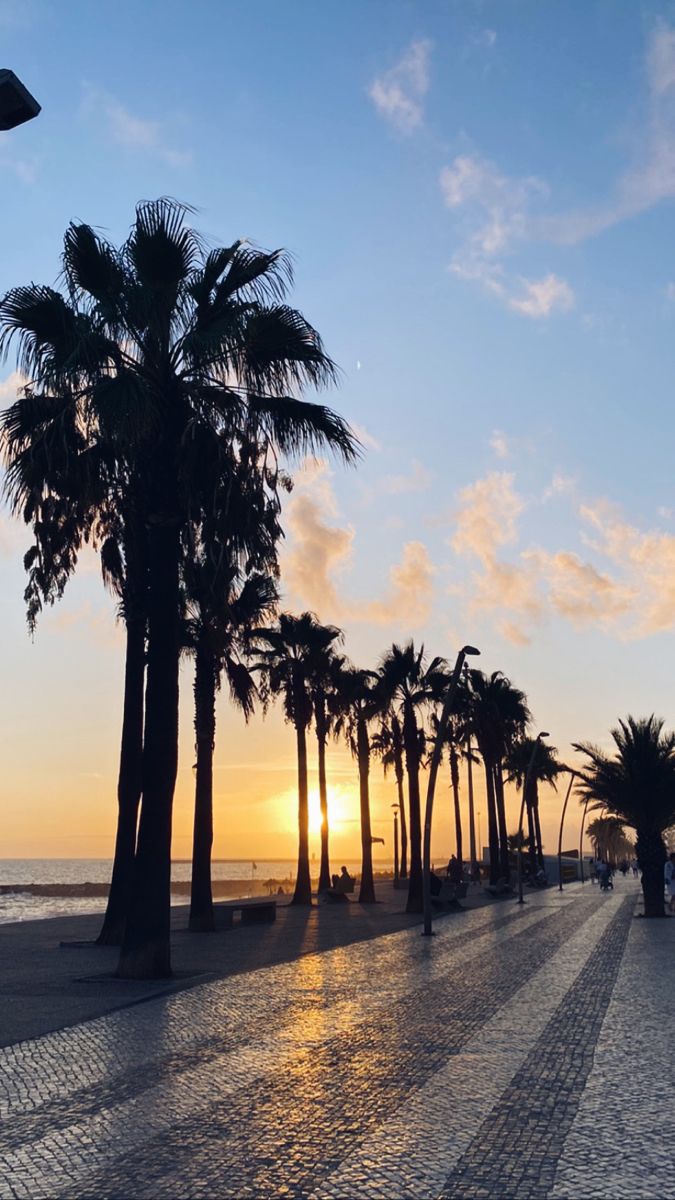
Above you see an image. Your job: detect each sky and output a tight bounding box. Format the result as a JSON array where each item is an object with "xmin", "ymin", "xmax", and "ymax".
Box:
[{"xmin": 2, "ymin": 0, "xmax": 675, "ymax": 864}]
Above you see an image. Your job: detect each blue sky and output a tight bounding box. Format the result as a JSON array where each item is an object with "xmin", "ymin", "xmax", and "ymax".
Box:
[{"xmin": 2, "ymin": 0, "xmax": 675, "ymax": 857}]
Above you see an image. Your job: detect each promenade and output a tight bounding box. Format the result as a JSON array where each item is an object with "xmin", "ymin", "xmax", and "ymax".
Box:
[{"xmin": 0, "ymin": 877, "xmax": 671, "ymax": 1199}]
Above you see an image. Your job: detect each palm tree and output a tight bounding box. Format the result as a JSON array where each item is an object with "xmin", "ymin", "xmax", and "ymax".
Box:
[
  {"xmin": 379, "ymin": 642, "xmax": 447, "ymax": 912},
  {"xmin": 371, "ymin": 712, "xmax": 408, "ymax": 879},
  {"xmin": 0, "ymin": 200, "xmax": 357, "ymax": 977},
  {"xmin": 506, "ymin": 738, "xmax": 565, "ymax": 873},
  {"xmin": 574, "ymin": 716, "xmax": 675, "ymax": 917},
  {"xmin": 183, "ymin": 539, "xmax": 277, "ymax": 931},
  {"xmin": 1, "ymin": 404, "xmax": 148, "ymax": 948},
  {"xmin": 252, "ymin": 612, "xmax": 343, "ymax": 905},
  {"xmin": 467, "ymin": 670, "xmax": 530, "ymax": 884},
  {"xmin": 333, "ymin": 664, "xmax": 382, "ymax": 904},
  {"xmin": 307, "ymin": 636, "xmax": 344, "ymax": 893},
  {"xmin": 585, "ymin": 815, "xmax": 632, "ymax": 864}
]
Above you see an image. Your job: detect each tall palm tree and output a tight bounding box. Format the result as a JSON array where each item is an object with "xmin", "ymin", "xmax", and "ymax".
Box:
[
  {"xmin": 307, "ymin": 636, "xmax": 344, "ymax": 892},
  {"xmin": 379, "ymin": 642, "xmax": 447, "ymax": 912},
  {"xmin": 574, "ymin": 716, "xmax": 675, "ymax": 917},
  {"xmin": 467, "ymin": 670, "xmax": 531, "ymax": 884},
  {"xmin": 371, "ymin": 712, "xmax": 408, "ymax": 879},
  {"xmin": 0, "ymin": 200, "xmax": 357, "ymax": 977},
  {"xmin": 333, "ymin": 664, "xmax": 382, "ymax": 904},
  {"xmin": 252, "ymin": 612, "xmax": 343, "ymax": 905},
  {"xmin": 1, "ymin": 404, "xmax": 149, "ymax": 947},
  {"xmin": 506, "ymin": 738, "xmax": 565, "ymax": 873},
  {"xmin": 183, "ymin": 542, "xmax": 277, "ymax": 931}
]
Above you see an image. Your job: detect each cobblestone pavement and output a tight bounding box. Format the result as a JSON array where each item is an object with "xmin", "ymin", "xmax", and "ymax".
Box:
[{"xmin": 0, "ymin": 879, "xmax": 670, "ymax": 1200}]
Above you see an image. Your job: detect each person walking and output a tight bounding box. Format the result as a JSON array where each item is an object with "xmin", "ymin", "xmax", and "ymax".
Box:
[
  {"xmin": 664, "ymin": 852, "xmax": 675, "ymax": 914},
  {"xmin": 631, "ymin": 857, "xmax": 639, "ymax": 878}
]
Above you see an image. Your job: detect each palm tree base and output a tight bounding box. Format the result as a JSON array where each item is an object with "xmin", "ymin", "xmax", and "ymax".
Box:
[
  {"xmin": 95, "ymin": 923, "xmax": 125, "ymax": 947},
  {"xmin": 188, "ymin": 912, "xmax": 215, "ymax": 932},
  {"xmin": 116, "ymin": 942, "xmax": 172, "ymax": 980}
]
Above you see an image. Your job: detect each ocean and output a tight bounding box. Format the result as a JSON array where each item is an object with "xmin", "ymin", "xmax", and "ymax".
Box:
[{"xmin": 0, "ymin": 858, "xmax": 388, "ymax": 924}]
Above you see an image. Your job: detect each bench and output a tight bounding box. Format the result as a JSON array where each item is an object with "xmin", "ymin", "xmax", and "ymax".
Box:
[
  {"xmin": 431, "ymin": 879, "xmax": 468, "ymax": 910},
  {"xmin": 214, "ymin": 899, "xmax": 277, "ymax": 929}
]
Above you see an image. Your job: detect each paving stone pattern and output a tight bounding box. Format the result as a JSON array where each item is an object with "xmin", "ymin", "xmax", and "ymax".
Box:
[
  {"xmin": 440, "ymin": 895, "xmax": 634, "ymax": 1200},
  {"xmin": 0, "ymin": 881, "xmax": 666, "ymax": 1200}
]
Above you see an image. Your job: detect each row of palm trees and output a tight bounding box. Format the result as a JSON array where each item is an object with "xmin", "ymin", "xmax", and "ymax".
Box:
[{"xmin": 2, "ymin": 200, "xmax": 674, "ymax": 983}]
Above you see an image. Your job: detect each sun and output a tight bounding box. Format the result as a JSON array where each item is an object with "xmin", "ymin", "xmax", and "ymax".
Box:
[{"xmin": 308, "ymin": 786, "xmax": 352, "ymax": 835}]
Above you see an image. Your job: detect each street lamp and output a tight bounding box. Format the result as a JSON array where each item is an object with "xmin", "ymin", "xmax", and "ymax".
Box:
[
  {"xmin": 464, "ymin": 662, "xmax": 477, "ymax": 873},
  {"xmin": 517, "ymin": 731, "xmax": 549, "ymax": 905},
  {"xmin": 422, "ymin": 644, "xmax": 480, "ymax": 937},
  {"xmin": 0, "ymin": 70, "xmax": 40, "ymax": 130},
  {"xmin": 391, "ymin": 804, "xmax": 399, "ymax": 885},
  {"xmin": 557, "ymin": 770, "xmax": 577, "ymax": 892}
]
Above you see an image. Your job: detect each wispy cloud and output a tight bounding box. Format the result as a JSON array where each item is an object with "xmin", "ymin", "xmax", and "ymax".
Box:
[
  {"xmin": 379, "ymin": 459, "xmax": 433, "ymax": 495},
  {"xmin": 509, "ymin": 274, "xmax": 575, "ymax": 319},
  {"xmin": 537, "ymin": 22, "xmax": 675, "ymax": 245},
  {"xmin": 0, "ymin": 135, "xmax": 38, "ymax": 184},
  {"xmin": 368, "ymin": 39, "xmax": 433, "ymax": 134},
  {"xmin": 440, "ymin": 154, "xmax": 574, "ymax": 317},
  {"xmin": 81, "ymin": 84, "xmax": 192, "ymax": 167},
  {"xmin": 490, "ymin": 430, "xmax": 510, "ymax": 460}
]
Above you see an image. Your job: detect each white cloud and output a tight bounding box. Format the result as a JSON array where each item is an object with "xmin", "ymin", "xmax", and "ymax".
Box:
[
  {"xmin": 368, "ymin": 39, "xmax": 432, "ymax": 134},
  {"xmin": 440, "ymin": 155, "xmax": 574, "ymax": 318},
  {"xmin": 450, "ymin": 466, "xmax": 675, "ymax": 643},
  {"xmin": 451, "ymin": 472, "xmax": 541, "ymax": 644},
  {"xmin": 542, "ymin": 472, "xmax": 576, "ymax": 502},
  {"xmin": 282, "ymin": 459, "xmax": 434, "ymax": 628},
  {"xmin": 508, "ymin": 274, "xmax": 575, "ymax": 319},
  {"xmin": 81, "ymin": 85, "xmax": 191, "ymax": 167},
  {"xmin": 0, "ymin": 370, "xmax": 26, "ymax": 402},
  {"xmin": 490, "ymin": 430, "xmax": 510, "ymax": 459}
]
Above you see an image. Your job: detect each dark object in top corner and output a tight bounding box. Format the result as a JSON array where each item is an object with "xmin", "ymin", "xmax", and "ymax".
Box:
[{"xmin": 0, "ymin": 69, "xmax": 41, "ymax": 130}]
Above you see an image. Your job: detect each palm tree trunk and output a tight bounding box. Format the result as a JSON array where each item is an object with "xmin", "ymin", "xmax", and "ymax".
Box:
[
  {"xmin": 526, "ymin": 786, "xmax": 537, "ymax": 874},
  {"xmin": 396, "ymin": 769, "xmax": 408, "ymax": 879},
  {"xmin": 117, "ymin": 520, "xmax": 180, "ymax": 979},
  {"xmin": 292, "ymin": 698, "xmax": 312, "ymax": 905},
  {"xmin": 494, "ymin": 763, "xmax": 510, "ymax": 879},
  {"xmin": 450, "ymin": 743, "xmax": 463, "ymax": 870},
  {"xmin": 357, "ymin": 715, "xmax": 376, "ymax": 904},
  {"xmin": 466, "ymin": 735, "xmax": 477, "ymax": 869},
  {"xmin": 189, "ymin": 644, "xmax": 216, "ymax": 932},
  {"xmin": 403, "ymin": 705, "xmax": 423, "ymax": 913},
  {"xmin": 315, "ymin": 699, "xmax": 331, "ymax": 893},
  {"xmin": 96, "ymin": 615, "xmax": 145, "ymax": 946},
  {"xmin": 392, "ymin": 717, "xmax": 407, "ymax": 879},
  {"xmin": 484, "ymin": 758, "xmax": 500, "ymax": 884},
  {"xmin": 637, "ymin": 827, "xmax": 666, "ymax": 917}
]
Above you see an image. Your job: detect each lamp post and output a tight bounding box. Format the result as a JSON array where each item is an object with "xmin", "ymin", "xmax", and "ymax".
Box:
[
  {"xmin": 0, "ymin": 70, "xmax": 40, "ymax": 130},
  {"xmin": 422, "ymin": 644, "xmax": 480, "ymax": 937},
  {"xmin": 464, "ymin": 663, "xmax": 477, "ymax": 872},
  {"xmin": 391, "ymin": 804, "xmax": 399, "ymax": 885},
  {"xmin": 557, "ymin": 770, "xmax": 577, "ymax": 893},
  {"xmin": 517, "ymin": 732, "xmax": 549, "ymax": 905}
]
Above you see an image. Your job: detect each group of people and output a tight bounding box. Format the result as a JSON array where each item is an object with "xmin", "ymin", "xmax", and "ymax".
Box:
[{"xmin": 589, "ymin": 856, "xmax": 639, "ymax": 890}]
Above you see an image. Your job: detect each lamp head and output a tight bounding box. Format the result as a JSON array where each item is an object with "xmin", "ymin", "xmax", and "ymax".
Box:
[
  {"xmin": 538, "ymin": 731, "xmax": 550, "ymax": 740},
  {"xmin": 0, "ymin": 70, "xmax": 40, "ymax": 130},
  {"xmin": 462, "ymin": 645, "xmax": 480, "ymax": 656}
]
